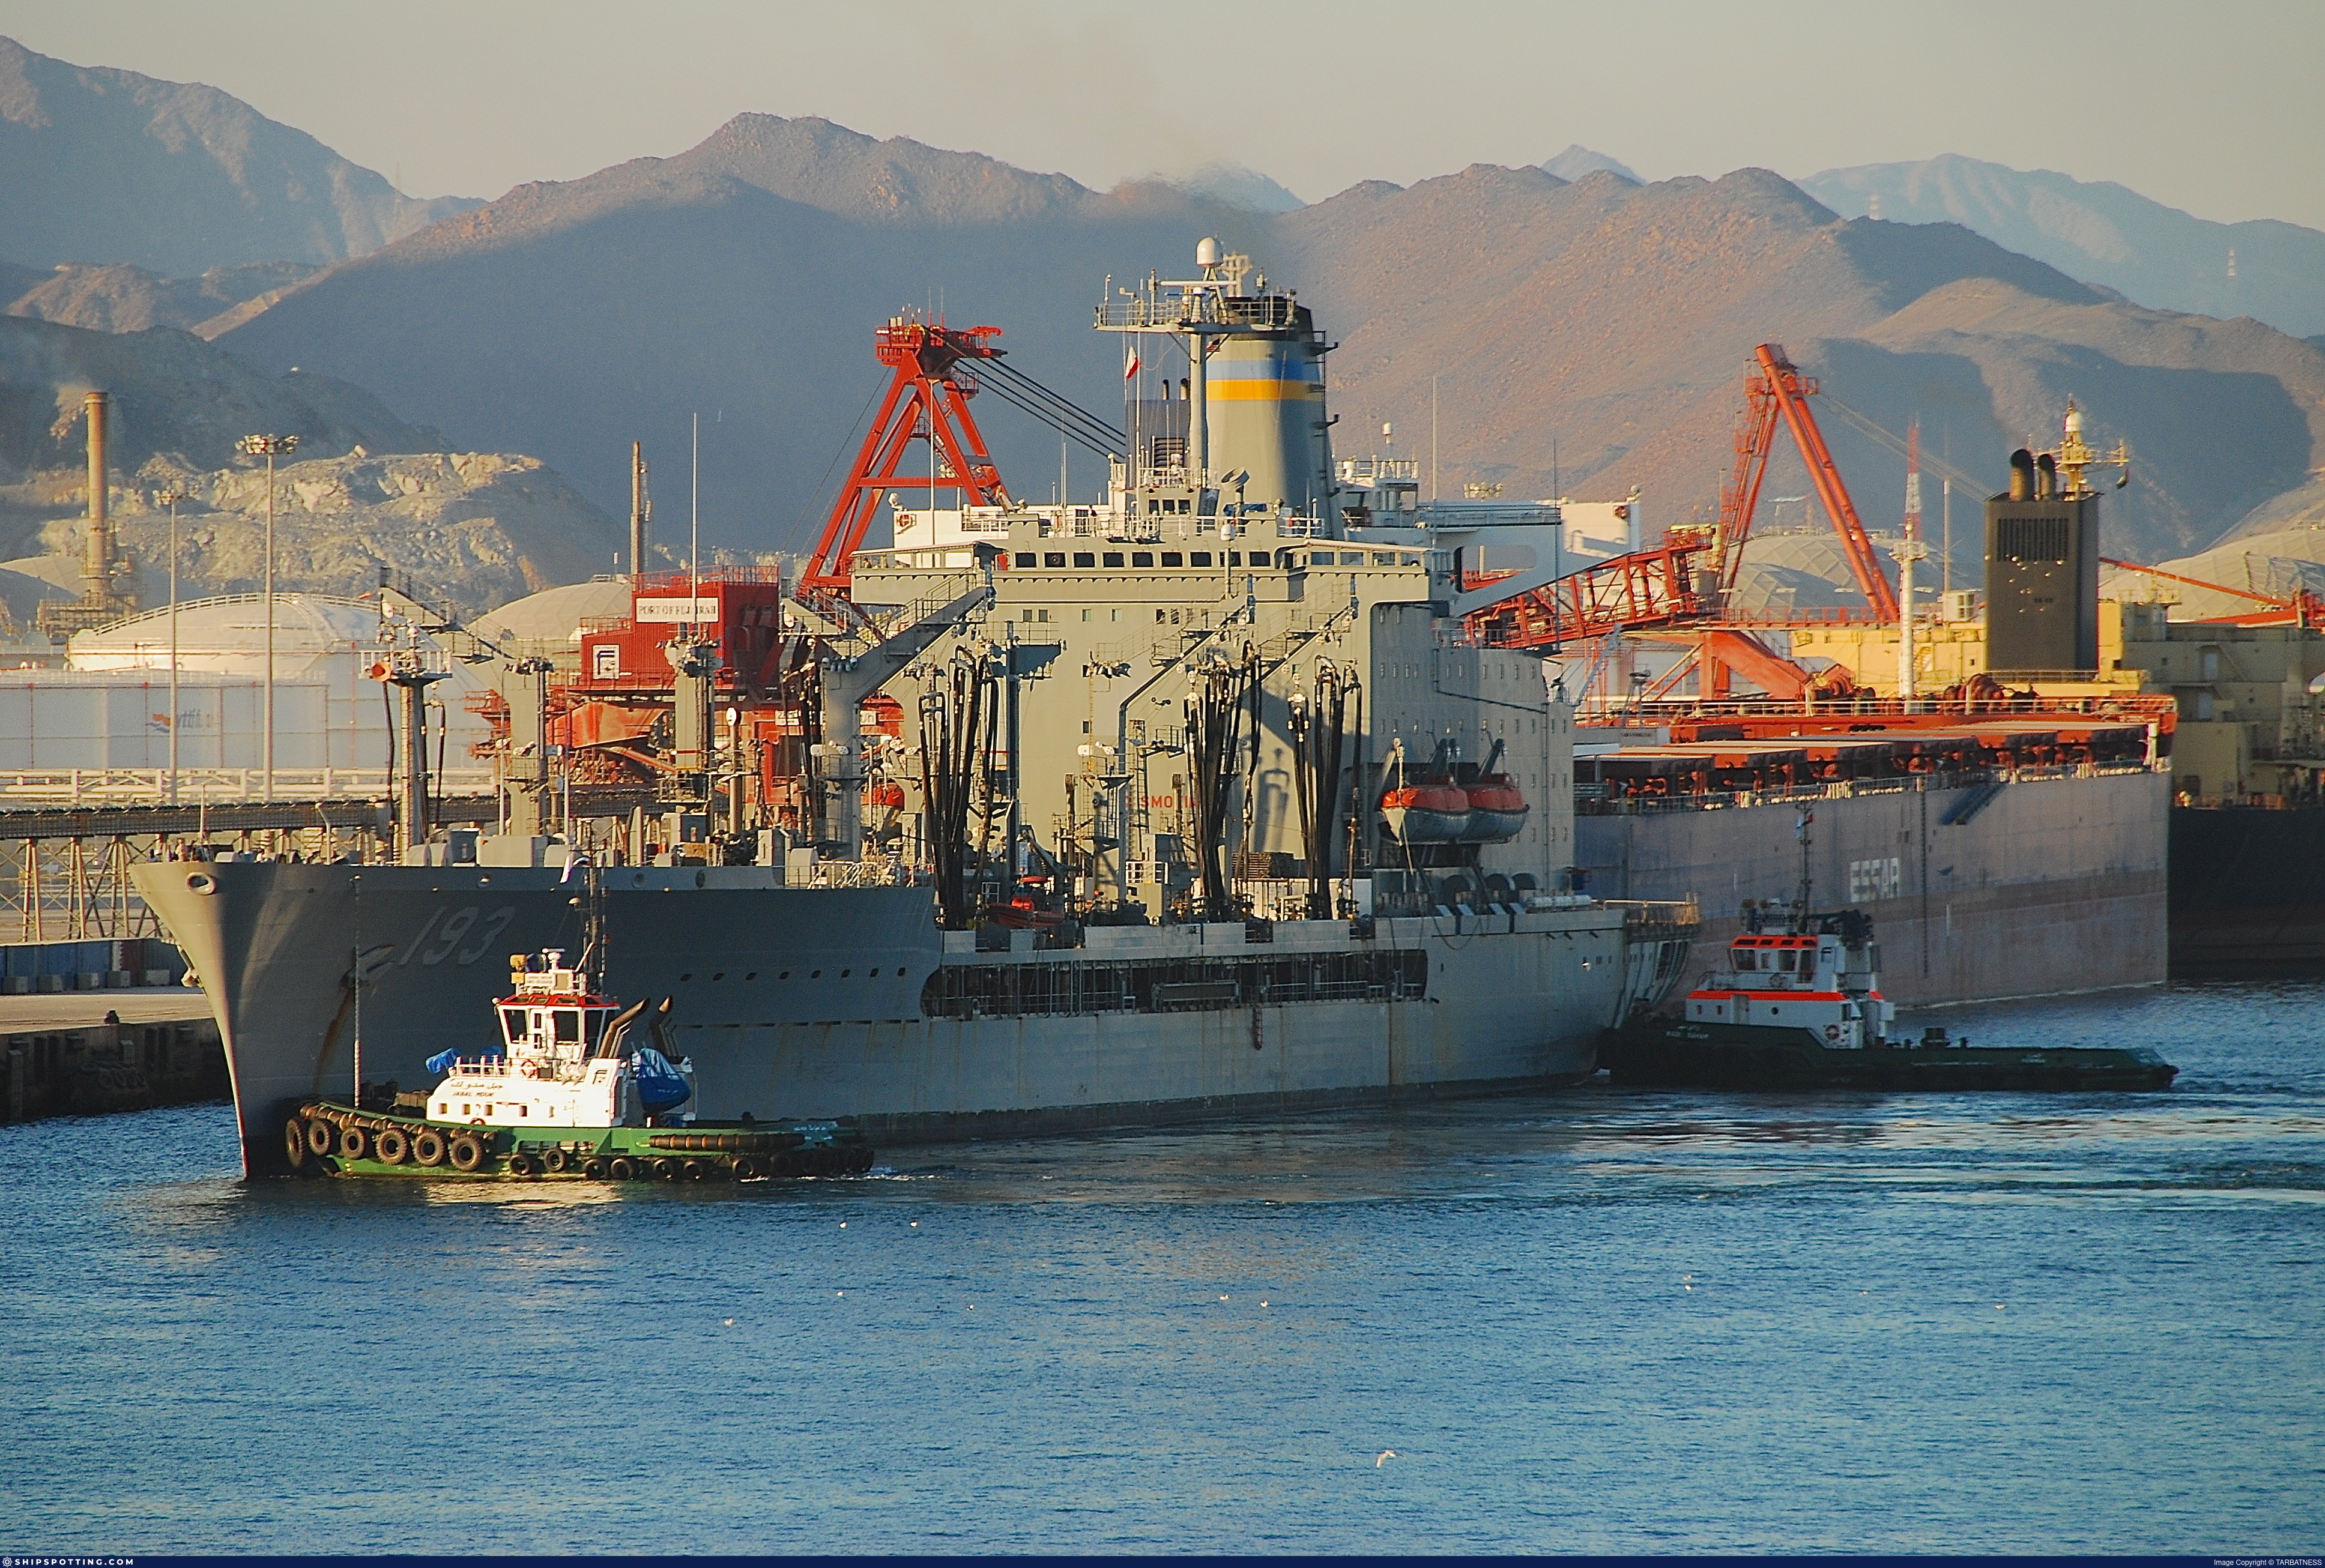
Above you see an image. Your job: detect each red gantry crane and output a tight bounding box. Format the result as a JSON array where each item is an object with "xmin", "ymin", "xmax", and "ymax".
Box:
[
  {"xmin": 799, "ymin": 315, "xmax": 1014, "ymax": 600},
  {"xmin": 1466, "ymin": 343, "xmax": 1900, "ymax": 699}
]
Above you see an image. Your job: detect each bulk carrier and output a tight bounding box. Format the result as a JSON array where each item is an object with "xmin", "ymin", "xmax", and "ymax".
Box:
[{"xmin": 138, "ymin": 242, "xmax": 1699, "ymax": 1177}]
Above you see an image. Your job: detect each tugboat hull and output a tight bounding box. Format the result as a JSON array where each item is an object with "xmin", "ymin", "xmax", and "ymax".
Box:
[
  {"xmin": 1601, "ymin": 1022, "xmax": 2178, "ymax": 1092},
  {"xmin": 283, "ymin": 1100, "xmax": 875, "ymax": 1180}
]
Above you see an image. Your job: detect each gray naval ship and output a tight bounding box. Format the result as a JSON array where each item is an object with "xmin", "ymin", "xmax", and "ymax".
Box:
[{"xmin": 138, "ymin": 240, "xmax": 1698, "ymax": 1176}]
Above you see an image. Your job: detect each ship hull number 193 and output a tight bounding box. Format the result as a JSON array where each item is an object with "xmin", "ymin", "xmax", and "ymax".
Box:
[{"xmin": 399, "ymin": 905, "xmax": 517, "ymax": 967}]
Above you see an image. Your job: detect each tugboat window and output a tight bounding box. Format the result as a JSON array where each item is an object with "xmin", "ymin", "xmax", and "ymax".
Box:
[
  {"xmin": 501, "ymin": 1008, "xmax": 525, "ymax": 1039},
  {"xmin": 555, "ymin": 1010, "xmax": 581, "ymax": 1043}
]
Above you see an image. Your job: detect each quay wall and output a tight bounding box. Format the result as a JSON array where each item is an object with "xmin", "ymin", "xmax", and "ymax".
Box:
[{"xmin": 4, "ymin": 1013, "xmax": 226, "ymax": 1122}]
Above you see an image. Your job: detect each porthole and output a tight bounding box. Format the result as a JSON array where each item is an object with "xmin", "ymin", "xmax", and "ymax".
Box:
[
  {"xmin": 186, "ymin": 873, "xmax": 217, "ymax": 894},
  {"xmin": 811, "ymin": 969, "xmax": 822, "ymax": 979},
  {"xmin": 679, "ymin": 972, "xmax": 693, "ymax": 982},
  {"xmin": 840, "ymin": 968, "xmax": 851, "ymax": 978},
  {"xmin": 745, "ymin": 971, "xmax": 757, "ymax": 981},
  {"xmin": 712, "ymin": 972, "xmax": 725, "ymax": 981}
]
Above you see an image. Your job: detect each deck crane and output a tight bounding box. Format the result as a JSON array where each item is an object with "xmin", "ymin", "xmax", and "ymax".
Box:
[
  {"xmin": 1463, "ymin": 343, "xmax": 1901, "ymax": 700},
  {"xmin": 2102, "ymin": 558, "xmax": 2325, "ymax": 629},
  {"xmin": 1466, "ymin": 343, "xmax": 1898, "ymax": 653},
  {"xmin": 799, "ymin": 315, "xmax": 1015, "ymax": 601}
]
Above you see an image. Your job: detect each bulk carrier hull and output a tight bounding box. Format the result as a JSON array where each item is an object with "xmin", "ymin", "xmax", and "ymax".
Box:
[
  {"xmin": 1577, "ymin": 768, "xmax": 2168, "ymax": 1007},
  {"xmin": 2168, "ymin": 805, "xmax": 2325, "ymax": 975},
  {"xmin": 138, "ymin": 861, "xmax": 1650, "ymax": 1177}
]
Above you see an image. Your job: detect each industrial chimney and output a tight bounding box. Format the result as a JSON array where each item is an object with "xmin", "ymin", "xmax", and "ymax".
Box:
[{"xmin": 82, "ymin": 391, "xmax": 110, "ymax": 600}]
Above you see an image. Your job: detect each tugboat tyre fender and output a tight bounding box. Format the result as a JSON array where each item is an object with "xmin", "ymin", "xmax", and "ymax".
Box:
[
  {"xmin": 581, "ymin": 1157, "xmax": 606, "ymax": 1178},
  {"xmin": 449, "ymin": 1135, "xmax": 486, "ymax": 1173},
  {"xmin": 731, "ymin": 1156, "xmax": 762, "ymax": 1181},
  {"xmin": 682, "ymin": 1159, "xmax": 709, "ymax": 1182},
  {"xmin": 373, "ymin": 1127, "xmax": 409, "ymax": 1165},
  {"xmin": 542, "ymin": 1148, "xmax": 570, "ymax": 1174},
  {"xmin": 411, "ymin": 1129, "xmax": 447, "ymax": 1168},
  {"xmin": 338, "ymin": 1125, "xmax": 369, "ymax": 1161},
  {"xmin": 654, "ymin": 1157, "xmax": 681, "ymax": 1182},
  {"xmin": 607, "ymin": 1156, "xmax": 639, "ymax": 1181},
  {"xmin": 506, "ymin": 1152, "xmax": 537, "ymax": 1178},
  {"xmin": 283, "ymin": 1117, "xmax": 309, "ymax": 1170},
  {"xmin": 306, "ymin": 1118, "xmax": 337, "ymax": 1157}
]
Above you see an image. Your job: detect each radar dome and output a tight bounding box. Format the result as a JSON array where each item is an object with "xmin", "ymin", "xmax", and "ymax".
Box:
[{"xmin": 1196, "ymin": 237, "xmax": 1223, "ymax": 267}]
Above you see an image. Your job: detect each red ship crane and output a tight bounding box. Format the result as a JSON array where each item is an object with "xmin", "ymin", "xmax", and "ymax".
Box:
[
  {"xmin": 1710, "ymin": 343, "xmax": 1899, "ymax": 622},
  {"xmin": 1466, "ymin": 342, "xmax": 1899, "ymax": 650},
  {"xmin": 2101, "ymin": 557, "xmax": 2325, "ymax": 629},
  {"xmin": 799, "ymin": 316, "xmax": 1014, "ymax": 598}
]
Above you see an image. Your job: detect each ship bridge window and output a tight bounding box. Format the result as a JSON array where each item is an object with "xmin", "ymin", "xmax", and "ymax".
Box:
[
  {"xmin": 1776, "ymin": 951, "xmax": 1799, "ymax": 973},
  {"xmin": 1102, "ymin": 552, "xmax": 1125, "ymax": 567},
  {"xmin": 1132, "ymin": 552, "xmax": 1154, "ymax": 567},
  {"xmin": 1015, "ymin": 552, "xmax": 1036, "ymax": 568},
  {"xmin": 1732, "ymin": 951, "xmax": 1757, "ymax": 971},
  {"xmin": 1190, "ymin": 552, "xmax": 1213, "ymax": 567},
  {"xmin": 554, "ymin": 1010, "xmax": 582, "ymax": 1043},
  {"xmin": 501, "ymin": 1008, "xmax": 525, "ymax": 1042},
  {"xmin": 1161, "ymin": 552, "xmax": 1183, "ymax": 567},
  {"xmin": 1073, "ymin": 552, "xmax": 1096, "ymax": 568}
]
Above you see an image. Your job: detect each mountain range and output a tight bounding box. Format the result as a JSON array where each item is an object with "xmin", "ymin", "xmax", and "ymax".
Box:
[
  {"xmin": 208, "ymin": 116, "xmax": 2325, "ymax": 570},
  {"xmin": 7, "ymin": 33, "xmax": 2325, "ymax": 609},
  {"xmin": 0, "ymin": 37, "xmax": 478, "ymax": 274},
  {"xmin": 1800, "ymin": 154, "xmax": 2325, "ymax": 341}
]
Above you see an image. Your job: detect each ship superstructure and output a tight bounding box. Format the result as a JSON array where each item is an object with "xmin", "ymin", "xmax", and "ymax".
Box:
[{"xmin": 136, "ymin": 240, "xmax": 1698, "ymax": 1176}]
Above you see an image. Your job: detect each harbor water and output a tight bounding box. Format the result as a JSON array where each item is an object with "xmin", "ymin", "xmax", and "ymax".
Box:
[{"xmin": 5, "ymin": 983, "xmax": 2321, "ymax": 1554}]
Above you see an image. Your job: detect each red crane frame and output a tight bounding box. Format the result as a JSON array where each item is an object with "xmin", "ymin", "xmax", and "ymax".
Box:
[
  {"xmin": 1466, "ymin": 342, "xmax": 1897, "ymax": 650},
  {"xmin": 800, "ymin": 318, "xmax": 1013, "ymax": 596}
]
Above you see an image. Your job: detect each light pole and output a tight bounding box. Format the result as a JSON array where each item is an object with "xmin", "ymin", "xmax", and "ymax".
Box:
[
  {"xmin": 237, "ymin": 434, "xmax": 297, "ymax": 802},
  {"xmin": 156, "ymin": 486, "xmax": 186, "ymax": 804}
]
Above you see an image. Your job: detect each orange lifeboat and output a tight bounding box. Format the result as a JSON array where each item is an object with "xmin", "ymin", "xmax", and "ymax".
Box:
[
  {"xmin": 1460, "ymin": 774, "xmax": 1529, "ymax": 843},
  {"xmin": 1382, "ymin": 780, "xmax": 1471, "ymax": 843}
]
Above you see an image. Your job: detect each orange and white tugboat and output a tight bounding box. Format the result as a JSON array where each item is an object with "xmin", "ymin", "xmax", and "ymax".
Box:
[
  {"xmin": 1603, "ymin": 812, "xmax": 2177, "ymax": 1091},
  {"xmin": 283, "ymin": 867, "xmax": 874, "ymax": 1180}
]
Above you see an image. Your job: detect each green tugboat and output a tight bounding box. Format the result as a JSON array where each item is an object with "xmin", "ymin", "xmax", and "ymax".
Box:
[
  {"xmin": 284, "ymin": 942, "xmax": 873, "ymax": 1181},
  {"xmin": 1601, "ymin": 906, "xmax": 2177, "ymax": 1093}
]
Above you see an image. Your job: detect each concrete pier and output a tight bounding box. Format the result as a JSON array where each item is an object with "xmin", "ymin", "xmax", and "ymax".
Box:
[{"xmin": 1, "ymin": 991, "xmax": 225, "ymax": 1122}]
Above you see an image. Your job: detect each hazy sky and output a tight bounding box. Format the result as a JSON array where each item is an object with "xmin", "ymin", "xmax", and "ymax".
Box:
[{"xmin": 7, "ymin": 0, "xmax": 2324, "ymax": 229}]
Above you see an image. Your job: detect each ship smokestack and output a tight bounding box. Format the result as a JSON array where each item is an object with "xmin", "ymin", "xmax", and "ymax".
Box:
[
  {"xmin": 2036, "ymin": 451, "xmax": 2058, "ymax": 500},
  {"xmin": 82, "ymin": 390, "xmax": 110, "ymax": 597},
  {"xmin": 2009, "ymin": 447, "xmax": 2036, "ymax": 501}
]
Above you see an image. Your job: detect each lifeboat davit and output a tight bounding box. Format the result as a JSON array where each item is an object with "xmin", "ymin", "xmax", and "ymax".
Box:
[
  {"xmin": 1382, "ymin": 782, "xmax": 1472, "ymax": 843},
  {"xmin": 1459, "ymin": 774, "xmax": 1529, "ymax": 843}
]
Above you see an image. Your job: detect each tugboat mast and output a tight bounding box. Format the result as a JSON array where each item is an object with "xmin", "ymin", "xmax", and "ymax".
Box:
[{"xmin": 1793, "ymin": 806, "xmax": 1814, "ymax": 931}]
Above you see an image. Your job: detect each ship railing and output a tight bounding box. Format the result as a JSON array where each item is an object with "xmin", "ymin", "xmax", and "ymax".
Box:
[
  {"xmin": 0, "ymin": 766, "xmax": 496, "ymax": 806},
  {"xmin": 802, "ymin": 857, "xmax": 928, "ymax": 890},
  {"xmin": 1581, "ymin": 691, "xmax": 2176, "ymax": 723},
  {"xmin": 1601, "ymin": 897, "xmax": 1702, "ymax": 940}
]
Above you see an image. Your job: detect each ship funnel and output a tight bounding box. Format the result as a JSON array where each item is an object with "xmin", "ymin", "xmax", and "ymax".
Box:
[
  {"xmin": 2009, "ymin": 448, "xmax": 2035, "ymax": 501},
  {"xmin": 2036, "ymin": 452, "xmax": 2058, "ymax": 500}
]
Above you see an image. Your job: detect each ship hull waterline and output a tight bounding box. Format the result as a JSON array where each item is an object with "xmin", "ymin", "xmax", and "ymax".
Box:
[{"xmin": 135, "ymin": 861, "xmax": 1639, "ymax": 1177}]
